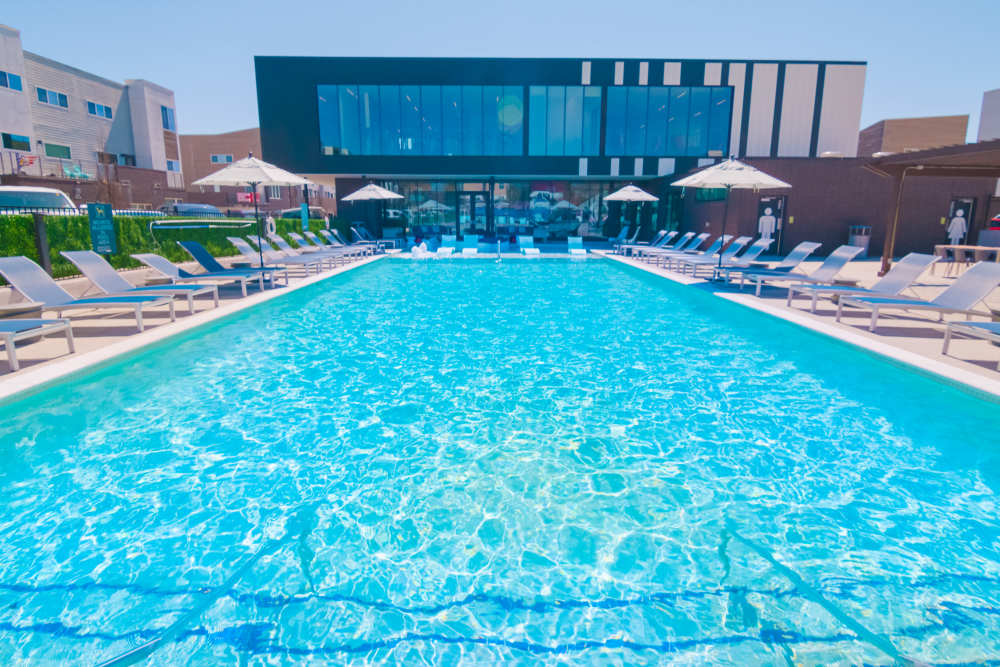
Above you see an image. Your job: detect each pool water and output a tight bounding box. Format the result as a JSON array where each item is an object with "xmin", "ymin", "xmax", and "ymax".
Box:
[{"xmin": 2, "ymin": 258, "xmax": 1000, "ymax": 665}]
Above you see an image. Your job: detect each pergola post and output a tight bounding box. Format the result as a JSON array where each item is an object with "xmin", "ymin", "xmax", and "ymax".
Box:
[{"xmin": 879, "ymin": 168, "xmax": 906, "ymax": 276}]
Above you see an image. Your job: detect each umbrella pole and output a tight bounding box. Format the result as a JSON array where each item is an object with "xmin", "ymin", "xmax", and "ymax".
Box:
[
  {"xmin": 717, "ymin": 185, "xmax": 731, "ymax": 273},
  {"xmin": 252, "ymin": 180, "xmax": 263, "ymax": 268}
]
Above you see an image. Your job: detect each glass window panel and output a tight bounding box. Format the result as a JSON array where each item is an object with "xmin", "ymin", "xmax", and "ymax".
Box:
[
  {"xmin": 400, "ymin": 85, "xmax": 421, "ymax": 154},
  {"xmin": 359, "ymin": 85, "xmax": 380, "ymax": 155},
  {"xmin": 379, "ymin": 85, "xmax": 401, "ymax": 155},
  {"xmin": 686, "ymin": 87, "xmax": 710, "ymax": 156},
  {"xmin": 626, "ymin": 87, "xmax": 648, "ymax": 155},
  {"xmin": 9, "ymin": 73, "xmax": 22, "ymax": 91},
  {"xmin": 442, "ymin": 85, "xmax": 462, "ymax": 156},
  {"xmin": 564, "ymin": 86, "xmax": 583, "ymax": 156},
  {"xmin": 646, "ymin": 87, "xmax": 669, "ymax": 155},
  {"xmin": 528, "ymin": 86, "xmax": 547, "ymax": 156},
  {"xmin": 500, "ymin": 85, "xmax": 523, "ymax": 156},
  {"xmin": 421, "ymin": 85, "xmax": 442, "ymax": 155},
  {"xmin": 708, "ymin": 87, "xmax": 732, "ymax": 155},
  {"xmin": 483, "ymin": 85, "xmax": 503, "ymax": 155},
  {"xmin": 58, "ymin": 93, "xmax": 67, "ymax": 107},
  {"xmin": 87, "ymin": 101, "xmax": 96, "ymax": 115},
  {"xmin": 667, "ymin": 87, "xmax": 690, "ymax": 156},
  {"xmin": 546, "ymin": 85, "xmax": 564, "ymax": 156},
  {"xmin": 317, "ymin": 85, "xmax": 341, "ymax": 154},
  {"xmin": 337, "ymin": 85, "xmax": 361, "ymax": 155},
  {"xmin": 461, "ymin": 86, "xmax": 483, "ymax": 155},
  {"xmin": 36, "ymin": 87, "xmax": 46, "ymax": 103},
  {"xmin": 605, "ymin": 87, "xmax": 627, "ymax": 156},
  {"xmin": 582, "ymin": 87, "xmax": 601, "ymax": 156}
]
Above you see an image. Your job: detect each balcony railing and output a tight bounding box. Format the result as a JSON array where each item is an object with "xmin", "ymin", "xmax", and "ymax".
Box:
[
  {"xmin": 166, "ymin": 171, "xmax": 185, "ymax": 190},
  {"xmin": 0, "ymin": 150, "xmax": 103, "ymax": 181}
]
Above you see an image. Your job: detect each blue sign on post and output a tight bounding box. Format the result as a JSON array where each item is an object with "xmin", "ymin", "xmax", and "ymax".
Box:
[
  {"xmin": 87, "ymin": 203, "xmax": 116, "ymax": 254},
  {"xmin": 300, "ymin": 202, "xmax": 309, "ymax": 232}
]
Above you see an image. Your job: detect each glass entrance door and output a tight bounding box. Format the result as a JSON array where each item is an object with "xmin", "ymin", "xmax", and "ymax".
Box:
[{"xmin": 458, "ymin": 191, "xmax": 487, "ymax": 238}]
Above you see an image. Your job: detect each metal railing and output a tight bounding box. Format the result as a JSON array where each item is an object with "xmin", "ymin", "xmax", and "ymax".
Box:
[{"xmin": 0, "ymin": 149, "xmax": 102, "ymax": 180}]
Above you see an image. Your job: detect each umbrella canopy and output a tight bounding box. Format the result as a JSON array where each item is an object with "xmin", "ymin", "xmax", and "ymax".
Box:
[
  {"xmin": 671, "ymin": 158, "xmax": 791, "ymax": 190},
  {"xmin": 604, "ymin": 184, "xmax": 659, "ymax": 202},
  {"xmin": 418, "ymin": 199, "xmax": 453, "ymax": 211},
  {"xmin": 341, "ymin": 184, "xmax": 403, "ymax": 202},
  {"xmin": 191, "ymin": 155, "xmax": 311, "ymax": 188}
]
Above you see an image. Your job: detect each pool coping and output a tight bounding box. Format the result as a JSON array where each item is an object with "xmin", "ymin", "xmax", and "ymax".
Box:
[
  {"xmin": 597, "ymin": 251, "xmax": 1000, "ymax": 401},
  {"xmin": 0, "ymin": 255, "xmax": 385, "ymax": 404}
]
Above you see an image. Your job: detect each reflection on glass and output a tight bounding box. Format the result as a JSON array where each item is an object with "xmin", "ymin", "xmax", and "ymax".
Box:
[
  {"xmin": 338, "ymin": 85, "xmax": 360, "ymax": 155},
  {"xmin": 400, "ymin": 85, "xmax": 421, "ymax": 154},
  {"xmin": 421, "ymin": 85, "xmax": 442, "ymax": 155},
  {"xmin": 483, "ymin": 86, "xmax": 503, "ymax": 155},
  {"xmin": 646, "ymin": 87, "xmax": 669, "ymax": 155},
  {"xmin": 380, "ymin": 85, "xmax": 401, "ymax": 155},
  {"xmin": 317, "ymin": 85, "xmax": 340, "ymax": 154},
  {"xmin": 626, "ymin": 87, "xmax": 648, "ymax": 156},
  {"xmin": 686, "ymin": 87, "xmax": 710, "ymax": 156},
  {"xmin": 528, "ymin": 86, "xmax": 547, "ymax": 156},
  {"xmin": 359, "ymin": 85, "xmax": 380, "ymax": 155},
  {"xmin": 546, "ymin": 86, "xmax": 565, "ymax": 156},
  {"xmin": 500, "ymin": 85, "xmax": 523, "ymax": 156},
  {"xmin": 605, "ymin": 87, "xmax": 627, "ymax": 155},
  {"xmin": 667, "ymin": 87, "xmax": 690, "ymax": 155},
  {"xmin": 564, "ymin": 86, "xmax": 583, "ymax": 155},
  {"xmin": 461, "ymin": 86, "xmax": 483, "ymax": 155},
  {"xmin": 582, "ymin": 87, "xmax": 601, "ymax": 155},
  {"xmin": 708, "ymin": 88, "xmax": 732, "ymax": 155},
  {"xmin": 442, "ymin": 86, "xmax": 461, "ymax": 156}
]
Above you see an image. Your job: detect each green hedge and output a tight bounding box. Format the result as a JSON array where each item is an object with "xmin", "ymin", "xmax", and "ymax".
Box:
[{"xmin": 0, "ymin": 214, "xmax": 340, "ymax": 282}]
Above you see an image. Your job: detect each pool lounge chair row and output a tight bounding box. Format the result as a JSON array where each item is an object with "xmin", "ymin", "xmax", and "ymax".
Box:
[{"xmin": 0, "ymin": 232, "xmax": 365, "ymax": 371}]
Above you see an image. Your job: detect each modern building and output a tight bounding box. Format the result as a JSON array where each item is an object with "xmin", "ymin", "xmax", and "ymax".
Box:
[
  {"xmin": 979, "ymin": 89, "xmax": 1000, "ymax": 143},
  {"xmin": 178, "ymin": 127, "xmax": 337, "ymax": 214},
  {"xmin": 0, "ymin": 24, "xmax": 183, "ymax": 207},
  {"xmin": 255, "ymin": 56, "xmax": 867, "ymax": 239},
  {"xmin": 857, "ymin": 115, "xmax": 968, "ymax": 157}
]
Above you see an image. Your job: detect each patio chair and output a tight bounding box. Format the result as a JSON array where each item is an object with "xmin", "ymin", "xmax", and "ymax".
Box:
[
  {"xmin": 268, "ymin": 233, "xmax": 346, "ymax": 266},
  {"xmin": 316, "ymin": 229, "xmax": 369, "ymax": 256},
  {"xmin": 177, "ymin": 241, "xmax": 288, "ymax": 287},
  {"xmin": 722, "ymin": 241, "xmax": 823, "ymax": 294},
  {"xmin": 518, "ymin": 235, "xmax": 540, "ymax": 256},
  {"xmin": 837, "ymin": 261, "xmax": 1000, "ymax": 332},
  {"xmin": 943, "ymin": 322, "xmax": 1000, "ymax": 370},
  {"xmin": 608, "ymin": 226, "xmax": 630, "ymax": 248},
  {"xmin": 0, "ymin": 318, "xmax": 74, "ymax": 371},
  {"xmin": 644, "ymin": 233, "xmax": 710, "ymax": 266},
  {"xmin": 132, "ymin": 253, "xmax": 266, "ymax": 297},
  {"xmin": 740, "ymin": 245, "xmax": 865, "ymax": 297},
  {"xmin": 620, "ymin": 230, "xmax": 674, "ymax": 256},
  {"xmin": 234, "ymin": 237, "xmax": 327, "ymax": 274},
  {"xmin": 634, "ymin": 231, "xmax": 694, "ymax": 260},
  {"xmin": 787, "ymin": 252, "xmax": 938, "ymax": 313},
  {"xmin": 663, "ymin": 235, "xmax": 732, "ymax": 271},
  {"xmin": 288, "ymin": 232, "xmax": 353, "ymax": 257},
  {"xmin": 436, "ymin": 246, "xmax": 455, "ymax": 257},
  {"xmin": 676, "ymin": 237, "xmax": 764, "ymax": 278},
  {"xmin": 61, "ymin": 250, "xmax": 219, "ymax": 314},
  {"xmin": 463, "ymin": 235, "xmax": 480, "ymax": 254},
  {"xmin": 567, "ymin": 236, "xmax": 587, "ymax": 256},
  {"xmin": 0, "ymin": 256, "xmax": 175, "ymax": 333}
]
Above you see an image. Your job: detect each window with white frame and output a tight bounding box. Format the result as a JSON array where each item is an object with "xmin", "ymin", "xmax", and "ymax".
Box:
[
  {"xmin": 166, "ymin": 159, "xmax": 181, "ymax": 172},
  {"xmin": 266, "ymin": 185, "xmax": 281, "ymax": 199},
  {"xmin": 210, "ymin": 154, "xmax": 233, "ymax": 164},
  {"xmin": 0, "ymin": 70, "xmax": 23, "ymax": 91},
  {"xmin": 87, "ymin": 101, "xmax": 113, "ymax": 119},
  {"xmin": 36, "ymin": 87, "xmax": 68, "ymax": 108}
]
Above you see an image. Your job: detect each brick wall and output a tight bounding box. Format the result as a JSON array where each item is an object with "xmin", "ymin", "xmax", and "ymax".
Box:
[
  {"xmin": 2, "ymin": 164, "xmax": 175, "ymax": 209},
  {"xmin": 857, "ymin": 116, "xmax": 968, "ymax": 157}
]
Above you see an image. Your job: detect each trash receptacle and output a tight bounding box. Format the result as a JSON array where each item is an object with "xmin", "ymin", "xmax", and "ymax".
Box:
[{"xmin": 848, "ymin": 225, "xmax": 872, "ymax": 257}]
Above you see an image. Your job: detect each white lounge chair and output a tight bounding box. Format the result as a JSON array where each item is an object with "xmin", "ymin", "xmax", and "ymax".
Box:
[
  {"xmin": 0, "ymin": 318, "xmax": 74, "ymax": 371},
  {"xmin": 462, "ymin": 235, "xmax": 480, "ymax": 255},
  {"xmin": 133, "ymin": 252, "xmax": 266, "ymax": 297},
  {"xmin": 61, "ymin": 250, "xmax": 219, "ymax": 313},
  {"xmin": 787, "ymin": 252, "xmax": 938, "ymax": 313},
  {"xmin": 0, "ymin": 256, "xmax": 175, "ymax": 333},
  {"xmin": 231, "ymin": 237, "xmax": 326, "ymax": 275},
  {"xmin": 619, "ymin": 229, "xmax": 671, "ymax": 256},
  {"xmin": 643, "ymin": 233, "xmax": 710, "ymax": 266},
  {"xmin": 518, "ymin": 235, "xmax": 541, "ymax": 256},
  {"xmin": 267, "ymin": 233, "xmax": 343, "ymax": 268},
  {"xmin": 662, "ymin": 235, "xmax": 732, "ymax": 271},
  {"xmin": 177, "ymin": 241, "xmax": 287, "ymax": 289},
  {"xmin": 739, "ymin": 245, "xmax": 863, "ymax": 297},
  {"xmin": 635, "ymin": 231, "xmax": 694, "ymax": 260},
  {"xmin": 674, "ymin": 236, "xmax": 748, "ymax": 275},
  {"xmin": 722, "ymin": 241, "xmax": 822, "ymax": 290},
  {"xmin": 567, "ymin": 236, "xmax": 587, "ymax": 256},
  {"xmin": 943, "ymin": 322, "xmax": 1000, "ymax": 370},
  {"xmin": 837, "ymin": 261, "xmax": 1000, "ymax": 332}
]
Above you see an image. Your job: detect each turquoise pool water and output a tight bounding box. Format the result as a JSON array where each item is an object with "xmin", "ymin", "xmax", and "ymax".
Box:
[{"xmin": 1, "ymin": 258, "xmax": 1000, "ymax": 665}]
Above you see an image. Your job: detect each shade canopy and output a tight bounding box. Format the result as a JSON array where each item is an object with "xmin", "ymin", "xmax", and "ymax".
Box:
[
  {"xmin": 671, "ymin": 158, "xmax": 791, "ymax": 190},
  {"xmin": 341, "ymin": 184, "xmax": 404, "ymax": 202},
  {"xmin": 418, "ymin": 199, "xmax": 453, "ymax": 211},
  {"xmin": 191, "ymin": 155, "xmax": 311, "ymax": 187},
  {"xmin": 603, "ymin": 184, "xmax": 659, "ymax": 202}
]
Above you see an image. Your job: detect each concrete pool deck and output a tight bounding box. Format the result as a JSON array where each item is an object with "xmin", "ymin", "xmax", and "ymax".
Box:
[
  {"xmin": 0, "ymin": 254, "xmax": 384, "ymax": 402},
  {"xmin": 598, "ymin": 251, "xmax": 1000, "ymax": 400}
]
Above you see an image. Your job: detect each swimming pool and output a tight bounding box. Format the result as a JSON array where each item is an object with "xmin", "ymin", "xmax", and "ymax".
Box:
[{"xmin": 1, "ymin": 258, "xmax": 999, "ymax": 664}]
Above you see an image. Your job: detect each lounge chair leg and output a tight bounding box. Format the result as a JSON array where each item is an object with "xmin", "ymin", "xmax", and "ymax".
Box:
[
  {"xmin": 212, "ymin": 286, "xmax": 219, "ymax": 307},
  {"xmin": 786, "ymin": 288, "xmax": 794, "ymax": 307},
  {"xmin": 5, "ymin": 334, "xmax": 17, "ymax": 372},
  {"xmin": 169, "ymin": 300, "xmax": 176, "ymax": 322},
  {"xmin": 811, "ymin": 292, "xmax": 819, "ymax": 313},
  {"xmin": 135, "ymin": 305, "xmax": 144, "ymax": 332},
  {"xmin": 836, "ymin": 301, "xmax": 844, "ymax": 322},
  {"xmin": 755, "ymin": 278, "xmax": 762, "ymax": 297},
  {"xmin": 65, "ymin": 322, "xmax": 75, "ymax": 354},
  {"xmin": 869, "ymin": 307, "xmax": 879, "ymax": 332},
  {"xmin": 187, "ymin": 293, "xmax": 195, "ymax": 313},
  {"xmin": 942, "ymin": 326, "xmax": 952, "ymax": 356}
]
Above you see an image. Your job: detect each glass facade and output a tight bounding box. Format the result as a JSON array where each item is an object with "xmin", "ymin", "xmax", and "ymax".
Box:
[
  {"xmin": 605, "ymin": 86, "xmax": 732, "ymax": 157},
  {"xmin": 318, "ymin": 84, "xmax": 524, "ymax": 156},
  {"xmin": 320, "ymin": 83, "xmax": 731, "ymax": 158}
]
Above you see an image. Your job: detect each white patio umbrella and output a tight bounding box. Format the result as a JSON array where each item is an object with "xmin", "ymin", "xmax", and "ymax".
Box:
[
  {"xmin": 341, "ymin": 184, "xmax": 403, "ymax": 202},
  {"xmin": 192, "ymin": 153, "xmax": 311, "ymax": 267},
  {"xmin": 603, "ymin": 184, "xmax": 659, "ymax": 202},
  {"xmin": 672, "ymin": 159, "xmax": 791, "ymax": 268}
]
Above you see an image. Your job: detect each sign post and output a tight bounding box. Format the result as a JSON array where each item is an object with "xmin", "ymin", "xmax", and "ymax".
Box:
[
  {"xmin": 87, "ymin": 202, "xmax": 117, "ymax": 254},
  {"xmin": 300, "ymin": 202, "xmax": 309, "ymax": 232}
]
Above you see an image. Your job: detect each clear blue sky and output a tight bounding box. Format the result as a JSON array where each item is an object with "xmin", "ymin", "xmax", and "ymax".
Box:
[{"xmin": 7, "ymin": 0, "xmax": 998, "ymax": 140}]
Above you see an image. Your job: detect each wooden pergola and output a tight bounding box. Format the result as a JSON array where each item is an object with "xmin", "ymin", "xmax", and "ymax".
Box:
[{"xmin": 864, "ymin": 139, "xmax": 1000, "ymax": 274}]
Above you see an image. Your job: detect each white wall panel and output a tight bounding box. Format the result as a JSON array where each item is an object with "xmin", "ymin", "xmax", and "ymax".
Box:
[
  {"xmin": 727, "ymin": 63, "xmax": 746, "ymax": 157},
  {"xmin": 816, "ymin": 64, "xmax": 866, "ymax": 157},
  {"xmin": 777, "ymin": 64, "xmax": 818, "ymax": 157},
  {"xmin": 746, "ymin": 63, "xmax": 778, "ymax": 156},
  {"xmin": 613, "ymin": 61, "xmax": 624, "ymax": 86},
  {"xmin": 638, "ymin": 62, "xmax": 648, "ymax": 86},
  {"xmin": 663, "ymin": 62, "xmax": 681, "ymax": 85},
  {"xmin": 703, "ymin": 62, "xmax": 722, "ymax": 86}
]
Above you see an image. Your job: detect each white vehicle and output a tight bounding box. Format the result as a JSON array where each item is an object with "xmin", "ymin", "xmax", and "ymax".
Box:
[{"xmin": 0, "ymin": 185, "xmax": 77, "ymax": 213}]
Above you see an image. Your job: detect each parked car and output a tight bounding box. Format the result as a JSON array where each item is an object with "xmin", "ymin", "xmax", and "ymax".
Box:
[
  {"xmin": 158, "ymin": 202, "xmax": 223, "ymax": 217},
  {"xmin": 277, "ymin": 206, "xmax": 327, "ymax": 219},
  {"xmin": 0, "ymin": 185, "xmax": 77, "ymax": 213}
]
